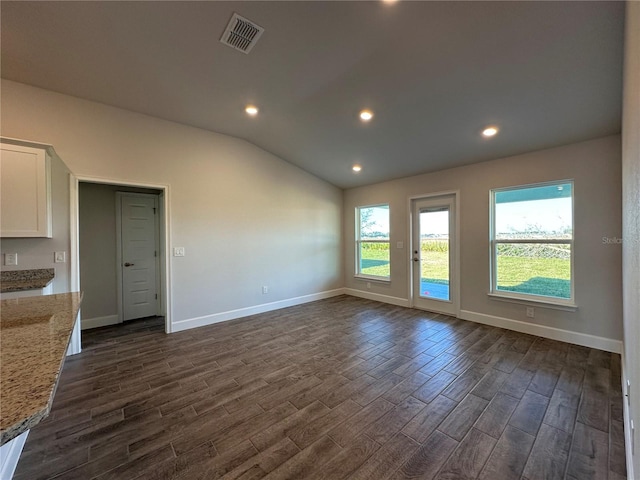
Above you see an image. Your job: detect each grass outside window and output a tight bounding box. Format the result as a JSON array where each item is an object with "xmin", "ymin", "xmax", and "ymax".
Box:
[{"xmin": 359, "ymin": 240, "xmax": 571, "ymax": 299}]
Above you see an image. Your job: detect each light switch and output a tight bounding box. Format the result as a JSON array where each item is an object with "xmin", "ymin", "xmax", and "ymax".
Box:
[
  {"xmin": 5, "ymin": 253, "xmax": 18, "ymax": 266},
  {"xmin": 173, "ymin": 247, "xmax": 185, "ymax": 257},
  {"xmin": 396, "ymin": 241, "xmax": 404, "ymax": 249},
  {"xmin": 54, "ymin": 251, "xmax": 66, "ymax": 263}
]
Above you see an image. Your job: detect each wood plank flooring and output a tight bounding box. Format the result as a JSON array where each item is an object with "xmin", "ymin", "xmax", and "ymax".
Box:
[{"xmin": 13, "ymin": 295, "xmax": 627, "ymax": 479}]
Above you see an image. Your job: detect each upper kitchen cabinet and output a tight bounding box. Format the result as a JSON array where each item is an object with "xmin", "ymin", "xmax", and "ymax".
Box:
[{"xmin": 1, "ymin": 139, "xmax": 53, "ymax": 237}]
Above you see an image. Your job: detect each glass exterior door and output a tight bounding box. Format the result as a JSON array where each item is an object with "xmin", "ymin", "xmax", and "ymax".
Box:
[{"xmin": 412, "ymin": 195, "xmax": 456, "ymax": 315}]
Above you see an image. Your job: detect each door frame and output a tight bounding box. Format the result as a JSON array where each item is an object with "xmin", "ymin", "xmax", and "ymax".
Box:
[
  {"xmin": 407, "ymin": 190, "xmax": 461, "ymax": 316},
  {"xmin": 70, "ymin": 175, "xmax": 173, "ymax": 333},
  {"xmin": 116, "ymin": 192, "xmax": 161, "ymax": 323}
]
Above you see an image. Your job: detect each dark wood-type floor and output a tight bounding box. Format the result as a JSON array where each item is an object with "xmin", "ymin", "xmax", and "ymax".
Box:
[{"xmin": 14, "ymin": 295, "xmax": 627, "ymax": 480}]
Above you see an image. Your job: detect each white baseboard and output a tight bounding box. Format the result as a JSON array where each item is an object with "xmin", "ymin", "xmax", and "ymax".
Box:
[
  {"xmin": 81, "ymin": 314, "xmax": 120, "ymax": 330},
  {"xmin": 171, "ymin": 289, "xmax": 346, "ymax": 333},
  {"xmin": 0, "ymin": 430, "xmax": 29, "ymax": 480},
  {"xmin": 459, "ymin": 309, "xmax": 623, "ymax": 353},
  {"xmin": 343, "ymin": 288, "xmax": 410, "ymax": 307}
]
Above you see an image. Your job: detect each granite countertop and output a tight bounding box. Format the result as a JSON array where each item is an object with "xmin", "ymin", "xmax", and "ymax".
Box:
[
  {"xmin": 1, "ymin": 268, "xmax": 55, "ymax": 293},
  {"xmin": 0, "ymin": 292, "xmax": 82, "ymax": 445}
]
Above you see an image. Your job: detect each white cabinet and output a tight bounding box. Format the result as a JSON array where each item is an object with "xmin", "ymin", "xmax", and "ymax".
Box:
[{"xmin": 0, "ymin": 142, "xmax": 52, "ymax": 238}]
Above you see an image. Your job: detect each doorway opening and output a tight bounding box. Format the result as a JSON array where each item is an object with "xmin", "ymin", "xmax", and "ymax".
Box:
[
  {"xmin": 410, "ymin": 192, "xmax": 459, "ymax": 316},
  {"xmin": 72, "ymin": 177, "xmax": 171, "ymax": 334}
]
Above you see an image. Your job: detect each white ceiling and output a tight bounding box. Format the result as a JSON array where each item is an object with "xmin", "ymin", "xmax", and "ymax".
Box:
[{"xmin": 0, "ymin": 1, "xmax": 624, "ymax": 188}]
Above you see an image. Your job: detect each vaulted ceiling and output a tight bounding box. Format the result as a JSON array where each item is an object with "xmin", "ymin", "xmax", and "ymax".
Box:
[{"xmin": 0, "ymin": 1, "xmax": 625, "ymax": 188}]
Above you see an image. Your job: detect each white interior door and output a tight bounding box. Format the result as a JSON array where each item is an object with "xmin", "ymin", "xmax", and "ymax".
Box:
[
  {"xmin": 411, "ymin": 195, "xmax": 457, "ymax": 315},
  {"xmin": 119, "ymin": 193, "xmax": 159, "ymax": 321}
]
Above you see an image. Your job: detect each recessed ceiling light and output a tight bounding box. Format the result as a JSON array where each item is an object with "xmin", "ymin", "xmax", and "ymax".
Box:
[
  {"xmin": 359, "ymin": 110, "xmax": 374, "ymax": 122},
  {"xmin": 482, "ymin": 126, "xmax": 499, "ymax": 137},
  {"xmin": 245, "ymin": 105, "xmax": 259, "ymax": 116},
  {"xmin": 352, "ymin": 164, "xmax": 362, "ymax": 172}
]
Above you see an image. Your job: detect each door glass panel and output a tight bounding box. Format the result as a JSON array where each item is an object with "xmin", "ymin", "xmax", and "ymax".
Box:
[{"xmin": 419, "ymin": 207, "xmax": 450, "ymax": 300}]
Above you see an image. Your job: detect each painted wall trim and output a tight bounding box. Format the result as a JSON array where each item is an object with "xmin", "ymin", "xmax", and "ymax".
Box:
[
  {"xmin": 459, "ymin": 309, "xmax": 623, "ymax": 354},
  {"xmin": 81, "ymin": 314, "xmax": 120, "ymax": 330},
  {"xmin": 67, "ymin": 316, "xmax": 82, "ymax": 355},
  {"xmin": 69, "ymin": 174, "xmax": 79, "ymax": 292},
  {"xmin": 172, "ymin": 289, "xmax": 346, "ymax": 333},
  {"xmin": 344, "ymin": 288, "xmax": 410, "ymax": 307},
  {"xmin": 620, "ymin": 346, "xmax": 635, "ymax": 480}
]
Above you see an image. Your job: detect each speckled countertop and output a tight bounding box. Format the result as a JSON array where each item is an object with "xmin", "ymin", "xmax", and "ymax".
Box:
[
  {"xmin": 0, "ymin": 292, "xmax": 82, "ymax": 445},
  {"xmin": 1, "ymin": 268, "xmax": 55, "ymax": 293}
]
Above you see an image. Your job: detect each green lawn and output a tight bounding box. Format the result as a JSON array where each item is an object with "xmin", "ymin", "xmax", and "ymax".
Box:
[
  {"xmin": 359, "ymin": 244, "xmax": 391, "ymax": 277},
  {"xmin": 360, "ymin": 243, "xmax": 570, "ymax": 298},
  {"xmin": 419, "ymin": 250, "xmax": 450, "ymax": 285},
  {"xmin": 496, "ymin": 256, "xmax": 570, "ymax": 298}
]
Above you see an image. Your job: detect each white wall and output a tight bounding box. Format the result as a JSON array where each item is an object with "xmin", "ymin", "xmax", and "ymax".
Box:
[
  {"xmin": 344, "ymin": 135, "xmax": 623, "ymax": 348},
  {"xmin": 78, "ymin": 183, "xmax": 118, "ymax": 321},
  {"xmin": 622, "ymin": 1, "xmax": 640, "ymax": 476},
  {"xmin": 0, "ymin": 148, "xmax": 71, "ymax": 293},
  {"xmin": 0, "ymin": 80, "xmax": 343, "ymax": 330}
]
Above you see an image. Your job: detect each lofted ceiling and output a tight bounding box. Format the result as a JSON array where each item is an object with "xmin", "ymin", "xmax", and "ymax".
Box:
[{"xmin": 0, "ymin": 1, "xmax": 625, "ymax": 188}]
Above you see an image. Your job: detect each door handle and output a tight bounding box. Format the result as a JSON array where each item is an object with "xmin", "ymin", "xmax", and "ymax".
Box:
[
  {"xmin": 413, "ymin": 258, "xmax": 419, "ymax": 262},
  {"xmin": 124, "ymin": 262, "xmax": 135, "ymax": 267}
]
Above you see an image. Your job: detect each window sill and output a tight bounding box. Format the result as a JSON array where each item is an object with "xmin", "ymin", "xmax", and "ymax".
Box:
[
  {"xmin": 488, "ymin": 293, "xmax": 577, "ymax": 311},
  {"xmin": 354, "ymin": 275, "xmax": 391, "ymax": 284}
]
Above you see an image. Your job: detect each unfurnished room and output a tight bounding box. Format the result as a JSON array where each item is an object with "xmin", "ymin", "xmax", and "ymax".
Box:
[{"xmin": 0, "ymin": 1, "xmax": 639, "ymax": 479}]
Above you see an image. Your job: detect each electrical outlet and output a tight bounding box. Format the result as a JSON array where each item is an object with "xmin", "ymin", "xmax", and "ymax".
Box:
[
  {"xmin": 5, "ymin": 253, "xmax": 18, "ymax": 266},
  {"xmin": 396, "ymin": 241, "xmax": 404, "ymax": 249},
  {"xmin": 262, "ymin": 286, "xmax": 268, "ymax": 294},
  {"xmin": 54, "ymin": 251, "xmax": 66, "ymax": 263},
  {"xmin": 366, "ymin": 282, "xmax": 371, "ymax": 289},
  {"xmin": 627, "ymin": 379, "xmax": 631, "ymax": 406},
  {"xmin": 526, "ymin": 307, "xmax": 535, "ymax": 318},
  {"xmin": 173, "ymin": 247, "xmax": 185, "ymax": 257}
]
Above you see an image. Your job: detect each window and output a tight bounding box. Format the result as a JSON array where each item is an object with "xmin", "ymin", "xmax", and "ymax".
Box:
[
  {"xmin": 490, "ymin": 181, "xmax": 574, "ymax": 305},
  {"xmin": 356, "ymin": 204, "xmax": 390, "ymax": 279}
]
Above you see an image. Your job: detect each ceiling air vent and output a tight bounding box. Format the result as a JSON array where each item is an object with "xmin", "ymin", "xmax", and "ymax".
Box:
[{"xmin": 220, "ymin": 13, "xmax": 264, "ymax": 54}]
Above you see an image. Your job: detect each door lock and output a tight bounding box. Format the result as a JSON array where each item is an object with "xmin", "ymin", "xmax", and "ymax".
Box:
[{"xmin": 124, "ymin": 262, "xmax": 135, "ymax": 267}]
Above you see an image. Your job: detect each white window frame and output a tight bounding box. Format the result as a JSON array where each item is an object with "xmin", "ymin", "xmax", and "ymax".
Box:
[
  {"xmin": 355, "ymin": 204, "xmax": 390, "ymax": 281},
  {"xmin": 489, "ymin": 180, "xmax": 576, "ymax": 308}
]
